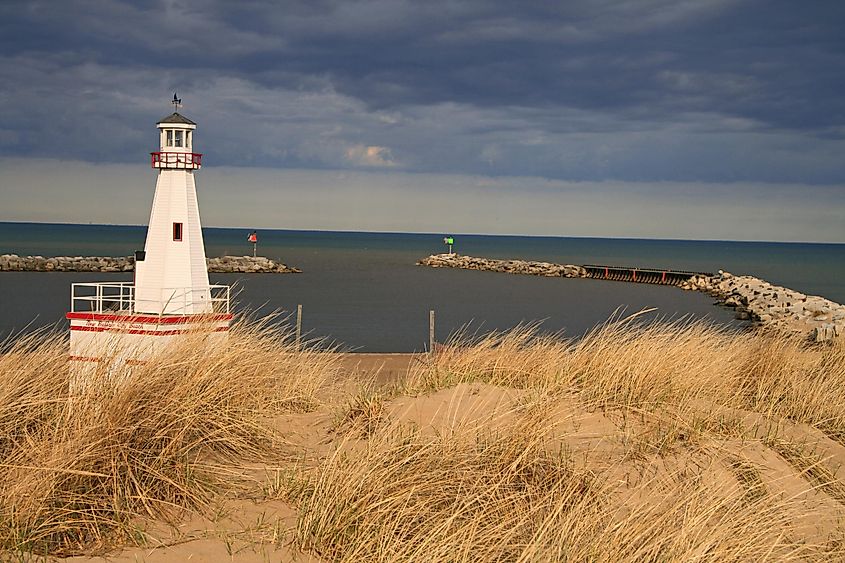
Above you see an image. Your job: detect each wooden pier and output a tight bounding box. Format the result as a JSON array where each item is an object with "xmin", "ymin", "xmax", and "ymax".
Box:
[{"xmin": 582, "ymin": 265, "xmax": 712, "ymax": 286}]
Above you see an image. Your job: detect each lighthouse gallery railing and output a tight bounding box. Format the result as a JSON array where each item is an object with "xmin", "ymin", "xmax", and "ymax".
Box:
[
  {"xmin": 150, "ymin": 152, "xmax": 202, "ymax": 169},
  {"xmin": 71, "ymin": 282, "xmax": 230, "ymax": 315}
]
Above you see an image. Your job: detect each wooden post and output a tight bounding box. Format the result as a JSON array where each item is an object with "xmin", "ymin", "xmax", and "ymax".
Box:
[
  {"xmin": 429, "ymin": 310, "xmax": 435, "ymax": 354},
  {"xmin": 295, "ymin": 304, "xmax": 302, "ymax": 350}
]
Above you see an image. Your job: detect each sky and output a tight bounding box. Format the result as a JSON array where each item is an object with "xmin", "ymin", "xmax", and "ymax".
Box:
[{"xmin": 1, "ymin": 0, "xmax": 844, "ymax": 242}]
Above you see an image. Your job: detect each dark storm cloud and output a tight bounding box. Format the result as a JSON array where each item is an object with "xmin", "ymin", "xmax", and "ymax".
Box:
[{"xmin": 1, "ymin": 0, "xmax": 845, "ymax": 184}]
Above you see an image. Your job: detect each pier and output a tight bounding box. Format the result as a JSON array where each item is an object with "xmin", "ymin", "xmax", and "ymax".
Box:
[
  {"xmin": 582, "ymin": 265, "xmax": 712, "ymax": 286},
  {"xmin": 417, "ymin": 253, "xmax": 709, "ymax": 286}
]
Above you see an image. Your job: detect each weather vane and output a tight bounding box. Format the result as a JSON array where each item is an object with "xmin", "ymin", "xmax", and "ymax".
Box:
[{"xmin": 172, "ymin": 92, "xmax": 182, "ymax": 111}]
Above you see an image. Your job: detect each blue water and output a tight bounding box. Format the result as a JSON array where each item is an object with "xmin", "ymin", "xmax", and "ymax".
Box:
[{"xmin": 2, "ymin": 222, "xmax": 843, "ymax": 351}]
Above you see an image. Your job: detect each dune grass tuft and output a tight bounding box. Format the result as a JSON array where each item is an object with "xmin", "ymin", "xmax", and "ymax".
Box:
[
  {"xmin": 288, "ymin": 316, "xmax": 845, "ymax": 561},
  {"xmin": 293, "ymin": 400, "xmax": 833, "ymax": 562},
  {"xmin": 406, "ymin": 316, "xmax": 845, "ymax": 442},
  {"xmin": 0, "ymin": 319, "xmax": 336, "ymax": 556},
  {"xmin": 295, "ymin": 412, "xmax": 603, "ymax": 562}
]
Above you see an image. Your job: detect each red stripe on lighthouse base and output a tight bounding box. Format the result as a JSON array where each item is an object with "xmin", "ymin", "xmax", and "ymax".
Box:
[
  {"xmin": 66, "ymin": 312, "xmax": 233, "ymax": 324},
  {"xmin": 70, "ymin": 325, "xmax": 230, "ymax": 336}
]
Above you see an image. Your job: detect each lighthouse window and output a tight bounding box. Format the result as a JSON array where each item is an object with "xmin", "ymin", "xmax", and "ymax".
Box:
[
  {"xmin": 166, "ymin": 130, "xmax": 173, "ymax": 147},
  {"xmin": 174, "ymin": 130, "xmax": 183, "ymax": 147},
  {"xmin": 172, "ymin": 222, "xmax": 183, "ymax": 241}
]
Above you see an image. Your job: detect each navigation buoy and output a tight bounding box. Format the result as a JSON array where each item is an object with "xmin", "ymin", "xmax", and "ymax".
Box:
[
  {"xmin": 248, "ymin": 231, "xmax": 258, "ymax": 258},
  {"xmin": 443, "ymin": 235, "xmax": 454, "ymax": 255}
]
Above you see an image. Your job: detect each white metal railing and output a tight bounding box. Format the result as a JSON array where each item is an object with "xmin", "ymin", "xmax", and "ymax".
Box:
[
  {"xmin": 134, "ymin": 285, "xmax": 229, "ymax": 315},
  {"xmin": 70, "ymin": 282, "xmax": 230, "ymax": 315}
]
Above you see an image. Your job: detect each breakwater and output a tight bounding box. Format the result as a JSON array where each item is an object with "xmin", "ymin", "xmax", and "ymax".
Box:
[
  {"xmin": 419, "ymin": 253, "xmax": 703, "ymax": 285},
  {"xmin": 682, "ymin": 272, "xmax": 845, "ymax": 341},
  {"xmin": 419, "ymin": 254, "xmax": 845, "ymax": 341},
  {"xmin": 418, "ymin": 254, "xmax": 587, "ymax": 278},
  {"xmin": 0, "ymin": 254, "xmax": 300, "ymax": 273}
]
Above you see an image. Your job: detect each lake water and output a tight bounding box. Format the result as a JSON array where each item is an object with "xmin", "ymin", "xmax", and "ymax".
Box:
[{"xmin": 2, "ymin": 222, "xmax": 843, "ymax": 351}]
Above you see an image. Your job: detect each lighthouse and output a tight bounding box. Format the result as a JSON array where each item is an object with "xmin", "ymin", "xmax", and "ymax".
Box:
[
  {"xmin": 135, "ymin": 108, "xmax": 210, "ymax": 314},
  {"xmin": 67, "ymin": 97, "xmax": 231, "ymax": 370}
]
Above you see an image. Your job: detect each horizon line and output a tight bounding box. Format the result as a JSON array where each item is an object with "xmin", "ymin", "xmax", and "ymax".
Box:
[{"xmin": 1, "ymin": 220, "xmax": 843, "ymax": 246}]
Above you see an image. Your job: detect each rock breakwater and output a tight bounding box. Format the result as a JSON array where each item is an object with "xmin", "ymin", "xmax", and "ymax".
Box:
[
  {"xmin": 206, "ymin": 255, "xmax": 300, "ymax": 273},
  {"xmin": 682, "ymin": 272, "xmax": 844, "ymax": 341},
  {"xmin": 0, "ymin": 254, "xmax": 300, "ymax": 274},
  {"xmin": 418, "ymin": 253, "xmax": 587, "ymax": 278},
  {"xmin": 419, "ymin": 254, "xmax": 844, "ymax": 341}
]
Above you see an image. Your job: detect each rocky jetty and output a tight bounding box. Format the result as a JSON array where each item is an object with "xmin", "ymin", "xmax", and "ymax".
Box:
[
  {"xmin": 418, "ymin": 253, "xmax": 587, "ymax": 278},
  {"xmin": 0, "ymin": 254, "xmax": 300, "ymax": 274},
  {"xmin": 420, "ymin": 253, "xmax": 844, "ymax": 342},
  {"xmin": 681, "ymin": 271, "xmax": 845, "ymax": 341},
  {"xmin": 206, "ymin": 255, "xmax": 300, "ymax": 273},
  {"xmin": 0, "ymin": 254, "xmax": 134, "ymax": 272}
]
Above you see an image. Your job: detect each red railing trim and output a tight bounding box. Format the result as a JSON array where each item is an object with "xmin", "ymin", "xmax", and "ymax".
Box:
[{"xmin": 150, "ymin": 152, "xmax": 203, "ymax": 168}]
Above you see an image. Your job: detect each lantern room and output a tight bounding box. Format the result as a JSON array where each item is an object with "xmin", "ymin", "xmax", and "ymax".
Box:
[{"xmin": 151, "ymin": 113, "xmax": 202, "ymax": 169}]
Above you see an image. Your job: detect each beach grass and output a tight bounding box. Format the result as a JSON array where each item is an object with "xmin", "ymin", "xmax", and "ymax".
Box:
[
  {"xmin": 2, "ymin": 316, "xmax": 845, "ymax": 560},
  {"xmin": 0, "ymin": 318, "xmax": 338, "ymax": 556}
]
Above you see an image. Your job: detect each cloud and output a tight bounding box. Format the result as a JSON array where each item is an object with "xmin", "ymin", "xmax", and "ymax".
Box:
[
  {"xmin": 0, "ymin": 0, "xmax": 844, "ymax": 188},
  {"xmin": 344, "ymin": 144, "xmax": 396, "ymax": 167}
]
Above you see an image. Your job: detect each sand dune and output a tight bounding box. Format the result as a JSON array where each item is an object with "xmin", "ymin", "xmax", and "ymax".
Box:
[{"xmin": 3, "ymin": 320, "xmax": 845, "ymax": 561}]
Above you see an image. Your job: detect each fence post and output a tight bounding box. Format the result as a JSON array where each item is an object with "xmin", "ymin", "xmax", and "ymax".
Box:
[
  {"xmin": 429, "ymin": 309, "xmax": 435, "ymax": 353},
  {"xmin": 295, "ymin": 304, "xmax": 303, "ymax": 350}
]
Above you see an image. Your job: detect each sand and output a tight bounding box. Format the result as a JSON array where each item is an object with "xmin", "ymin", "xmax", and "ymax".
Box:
[
  {"xmin": 61, "ymin": 354, "xmax": 419, "ymax": 563},
  {"xmin": 333, "ymin": 353, "xmax": 419, "ymax": 384},
  {"xmin": 46, "ymin": 351, "xmax": 845, "ymax": 561}
]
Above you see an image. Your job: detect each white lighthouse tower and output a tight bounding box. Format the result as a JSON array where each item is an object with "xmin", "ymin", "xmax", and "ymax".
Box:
[
  {"xmin": 67, "ymin": 97, "xmax": 231, "ymax": 369},
  {"xmin": 135, "ymin": 107, "xmax": 211, "ymax": 314}
]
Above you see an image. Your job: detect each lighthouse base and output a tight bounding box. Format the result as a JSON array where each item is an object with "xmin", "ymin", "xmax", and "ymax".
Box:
[{"xmin": 67, "ymin": 311, "xmax": 233, "ymax": 381}]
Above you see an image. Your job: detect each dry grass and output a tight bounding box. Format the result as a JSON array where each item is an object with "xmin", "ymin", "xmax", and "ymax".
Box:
[
  {"xmin": 0, "ymin": 318, "xmax": 337, "ymax": 556},
  {"xmin": 405, "ymin": 315, "xmax": 845, "ymax": 443},
  {"xmin": 291, "ymin": 402, "xmax": 834, "ymax": 562},
  {"xmin": 3, "ymin": 314, "xmax": 845, "ymax": 561},
  {"xmin": 289, "ymin": 315, "xmax": 845, "ymax": 561},
  {"xmin": 294, "ymin": 416, "xmax": 603, "ymax": 562},
  {"xmin": 328, "ymin": 383, "xmax": 388, "ymax": 438},
  {"xmin": 726, "ymin": 456, "xmax": 767, "ymax": 505},
  {"xmin": 765, "ymin": 437, "xmax": 845, "ymax": 505}
]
